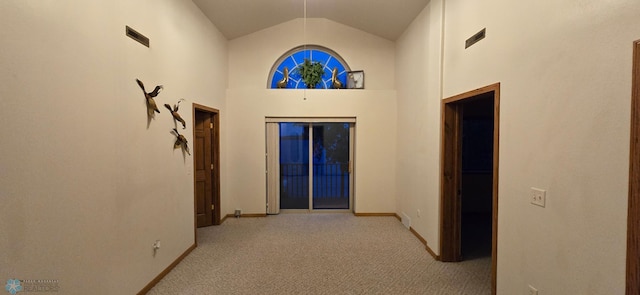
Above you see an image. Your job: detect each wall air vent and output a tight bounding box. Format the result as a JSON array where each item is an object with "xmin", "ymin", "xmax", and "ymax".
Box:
[
  {"xmin": 126, "ymin": 26, "xmax": 149, "ymax": 48},
  {"xmin": 465, "ymin": 28, "xmax": 486, "ymax": 49}
]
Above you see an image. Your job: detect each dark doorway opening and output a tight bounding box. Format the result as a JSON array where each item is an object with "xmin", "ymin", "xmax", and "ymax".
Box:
[{"xmin": 460, "ymin": 96, "xmax": 494, "ymax": 260}]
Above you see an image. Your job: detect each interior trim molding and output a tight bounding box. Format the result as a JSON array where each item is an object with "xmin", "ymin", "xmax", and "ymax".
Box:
[
  {"xmin": 409, "ymin": 227, "xmax": 427, "ymax": 246},
  {"xmin": 353, "ymin": 213, "xmax": 397, "ymax": 217},
  {"xmin": 425, "ymin": 243, "xmax": 439, "ymax": 261},
  {"xmin": 241, "ymin": 213, "xmax": 268, "ymax": 217},
  {"xmin": 409, "ymin": 227, "xmax": 440, "ymax": 261},
  {"xmin": 357, "ymin": 213, "xmax": 438, "ymax": 259},
  {"xmin": 627, "ymin": 39, "xmax": 640, "ymax": 295},
  {"xmin": 225, "ymin": 213, "xmax": 268, "ymax": 219},
  {"xmin": 137, "ymin": 243, "xmax": 196, "ymax": 295},
  {"xmin": 266, "ymin": 117, "xmax": 356, "ymax": 123}
]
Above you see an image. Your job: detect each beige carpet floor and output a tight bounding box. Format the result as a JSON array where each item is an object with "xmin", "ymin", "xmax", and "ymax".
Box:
[{"xmin": 148, "ymin": 214, "xmax": 491, "ymax": 294}]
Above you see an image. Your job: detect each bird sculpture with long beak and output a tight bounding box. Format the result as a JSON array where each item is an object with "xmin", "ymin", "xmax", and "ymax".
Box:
[
  {"xmin": 331, "ymin": 67, "xmax": 343, "ymax": 89},
  {"xmin": 164, "ymin": 99, "xmax": 186, "ymax": 129},
  {"xmin": 136, "ymin": 79, "xmax": 163, "ymax": 116},
  {"xmin": 172, "ymin": 128, "xmax": 190, "ymax": 155},
  {"xmin": 276, "ymin": 67, "xmax": 289, "ymax": 88}
]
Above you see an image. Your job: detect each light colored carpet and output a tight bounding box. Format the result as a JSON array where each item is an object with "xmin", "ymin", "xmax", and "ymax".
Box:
[{"xmin": 148, "ymin": 214, "xmax": 491, "ymax": 295}]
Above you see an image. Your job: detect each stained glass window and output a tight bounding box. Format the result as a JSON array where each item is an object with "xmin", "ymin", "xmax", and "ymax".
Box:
[{"xmin": 269, "ymin": 45, "xmax": 351, "ymax": 89}]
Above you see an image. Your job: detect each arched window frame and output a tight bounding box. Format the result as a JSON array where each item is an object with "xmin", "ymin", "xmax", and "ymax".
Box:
[{"xmin": 268, "ymin": 45, "xmax": 351, "ymax": 89}]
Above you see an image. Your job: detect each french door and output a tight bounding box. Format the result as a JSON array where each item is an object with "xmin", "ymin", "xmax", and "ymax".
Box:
[{"xmin": 266, "ymin": 118, "xmax": 355, "ymax": 213}]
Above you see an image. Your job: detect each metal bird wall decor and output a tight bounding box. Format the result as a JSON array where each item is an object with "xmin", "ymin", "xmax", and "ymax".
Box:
[
  {"xmin": 276, "ymin": 67, "xmax": 289, "ymax": 88},
  {"xmin": 172, "ymin": 128, "xmax": 191, "ymax": 155},
  {"xmin": 164, "ymin": 99, "xmax": 186, "ymax": 129},
  {"xmin": 136, "ymin": 79, "xmax": 163, "ymax": 117},
  {"xmin": 331, "ymin": 67, "xmax": 343, "ymax": 89}
]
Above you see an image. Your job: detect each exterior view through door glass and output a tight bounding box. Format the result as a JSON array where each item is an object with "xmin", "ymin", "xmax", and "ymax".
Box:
[
  {"xmin": 279, "ymin": 122, "xmax": 351, "ymax": 210},
  {"xmin": 279, "ymin": 123, "xmax": 310, "ymax": 209},
  {"xmin": 312, "ymin": 123, "xmax": 350, "ymax": 209}
]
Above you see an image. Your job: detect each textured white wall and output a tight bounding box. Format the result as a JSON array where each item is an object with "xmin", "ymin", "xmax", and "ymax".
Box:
[
  {"xmin": 395, "ymin": 0, "xmax": 444, "ymax": 255},
  {"xmin": 0, "ymin": 1, "xmax": 227, "ymax": 294},
  {"xmin": 396, "ymin": 0, "xmax": 638, "ymax": 293},
  {"xmin": 228, "ymin": 18, "xmax": 395, "ymax": 90},
  {"xmin": 226, "ymin": 18, "xmax": 397, "ymax": 214}
]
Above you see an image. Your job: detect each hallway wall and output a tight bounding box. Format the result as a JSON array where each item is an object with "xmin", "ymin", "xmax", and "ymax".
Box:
[
  {"xmin": 395, "ymin": 0, "xmax": 444, "ymax": 257},
  {"xmin": 226, "ymin": 18, "xmax": 398, "ymax": 214},
  {"xmin": 396, "ymin": 0, "xmax": 640, "ymax": 293},
  {"xmin": 0, "ymin": 1, "xmax": 227, "ymax": 293}
]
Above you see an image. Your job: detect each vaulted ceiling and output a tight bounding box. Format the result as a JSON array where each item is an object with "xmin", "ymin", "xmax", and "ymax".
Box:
[{"xmin": 192, "ymin": 0, "xmax": 431, "ymax": 41}]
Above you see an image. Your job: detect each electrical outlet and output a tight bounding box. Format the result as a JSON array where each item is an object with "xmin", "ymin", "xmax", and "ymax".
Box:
[
  {"xmin": 530, "ymin": 187, "xmax": 546, "ymax": 207},
  {"xmin": 528, "ymin": 285, "xmax": 538, "ymax": 295},
  {"xmin": 417, "ymin": 209, "xmax": 421, "ymax": 217},
  {"xmin": 153, "ymin": 240, "xmax": 161, "ymax": 250}
]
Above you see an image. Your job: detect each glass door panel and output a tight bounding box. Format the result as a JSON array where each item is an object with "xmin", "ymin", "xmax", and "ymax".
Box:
[
  {"xmin": 312, "ymin": 123, "xmax": 350, "ymax": 209},
  {"xmin": 279, "ymin": 123, "xmax": 309, "ymax": 209}
]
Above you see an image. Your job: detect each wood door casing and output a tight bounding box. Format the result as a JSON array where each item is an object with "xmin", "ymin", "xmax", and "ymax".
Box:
[
  {"xmin": 627, "ymin": 40, "xmax": 640, "ymax": 295},
  {"xmin": 440, "ymin": 83, "xmax": 500, "ymax": 295},
  {"xmin": 440, "ymin": 102, "xmax": 462, "ymax": 262}
]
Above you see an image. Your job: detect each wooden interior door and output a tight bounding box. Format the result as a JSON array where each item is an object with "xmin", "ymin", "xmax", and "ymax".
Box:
[
  {"xmin": 195, "ymin": 110, "xmax": 213, "ymax": 227},
  {"xmin": 194, "ymin": 105, "xmax": 220, "ymax": 228}
]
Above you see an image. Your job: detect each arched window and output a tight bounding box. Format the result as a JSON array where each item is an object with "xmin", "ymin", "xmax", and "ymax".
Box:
[{"xmin": 269, "ymin": 45, "xmax": 351, "ymax": 89}]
